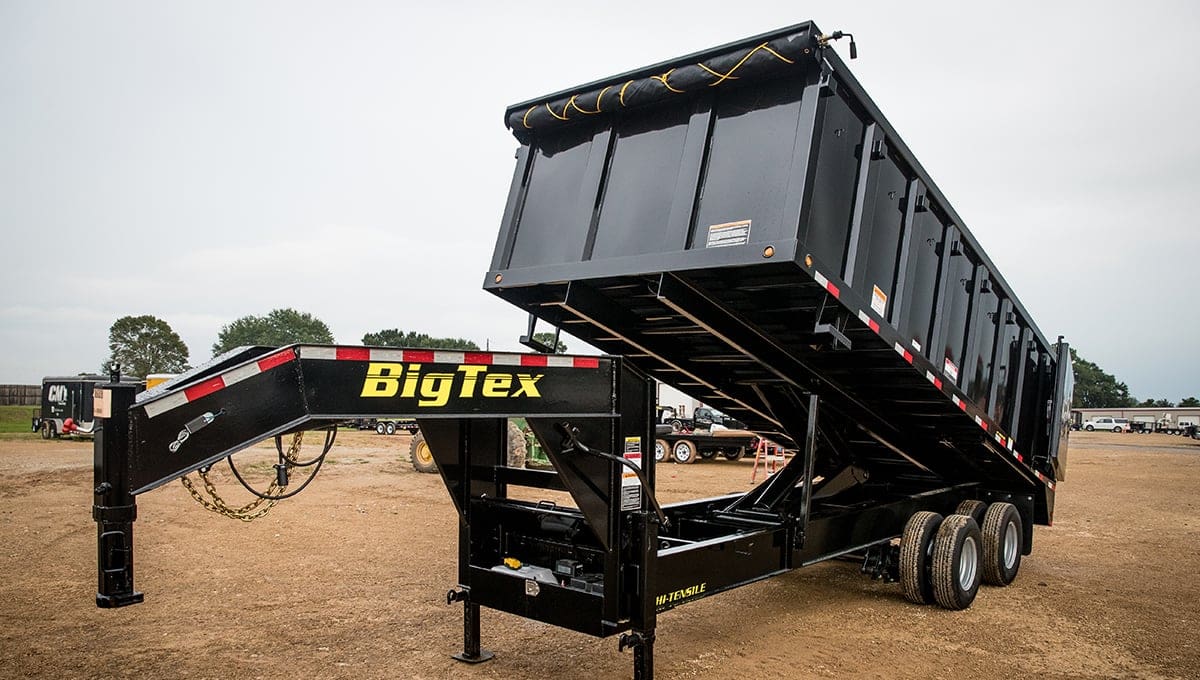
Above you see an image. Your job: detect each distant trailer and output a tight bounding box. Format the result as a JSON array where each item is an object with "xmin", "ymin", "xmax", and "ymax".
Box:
[{"xmin": 34, "ymin": 375, "xmax": 142, "ymax": 438}]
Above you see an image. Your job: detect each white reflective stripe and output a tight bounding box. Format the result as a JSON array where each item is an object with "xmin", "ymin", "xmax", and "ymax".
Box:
[
  {"xmin": 221, "ymin": 363, "xmax": 261, "ymax": 387},
  {"xmin": 1007, "ymin": 438, "xmax": 1014, "ymax": 450},
  {"xmin": 814, "ymin": 271, "xmax": 829, "ymax": 288},
  {"xmin": 303, "ymin": 346, "xmax": 337, "ymax": 360},
  {"xmin": 893, "ymin": 343, "xmax": 906, "ymax": 356},
  {"xmin": 952, "ymin": 395, "xmax": 962, "ymax": 406},
  {"xmin": 546, "ymin": 356, "xmax": 574, "ymax": 367},
  {"xmin": 491, "ymin": 354, "xmax": 522, "ymax": 366},
  {"xmin": 857, "ymin": 310, "xmax": 871, "ymax": 324},
  {"xmin": 143, "ymin": 391, "xmax": 189, "ymax": 419},
  {"xmin": 974, "ymin": 415, "xmax": 984, "ymax": 426},
  {"xmin": 370, "ymin": 348, "xmax": 406, "ymax": 362},
  {"xmin": 433, "ymin": 351, "xmax": 464, "ymax": 363},
  {"xmin": 925, "ymin": 371, "xmax": 936, "ymax": 383}
]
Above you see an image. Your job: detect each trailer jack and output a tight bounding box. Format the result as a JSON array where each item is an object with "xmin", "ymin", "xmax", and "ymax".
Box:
[{"xmin": 447, "ymin": 589, "xmax": 494, "ymax": 664}]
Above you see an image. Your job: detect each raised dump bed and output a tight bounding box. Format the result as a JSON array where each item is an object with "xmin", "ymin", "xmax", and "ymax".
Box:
[
  {"xmin": 485, "ymin": 20, "xmax": 1072, "ymax": 523},
  {"xmin": 89, "ymin": 22, "xmax": 1075, "ymax": 680}
]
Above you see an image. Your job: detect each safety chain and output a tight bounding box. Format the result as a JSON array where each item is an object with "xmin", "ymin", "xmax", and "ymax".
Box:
[{"xmin": 179, "ymin": 432, "xmax": 305, "ymax": 522}]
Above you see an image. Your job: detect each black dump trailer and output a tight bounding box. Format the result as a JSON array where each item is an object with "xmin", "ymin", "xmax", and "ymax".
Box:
[{"xmin": 90, "ymin": 22, "xmax": 1073, "ymax": 680}]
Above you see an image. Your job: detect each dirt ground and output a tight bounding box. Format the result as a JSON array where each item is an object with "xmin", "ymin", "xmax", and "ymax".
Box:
[{"xmin": 1, "ymin": 430, "xmax": 1197, "ymax": 680}]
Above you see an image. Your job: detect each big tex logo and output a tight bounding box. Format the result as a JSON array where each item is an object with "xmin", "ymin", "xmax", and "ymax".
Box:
[{"xmin": 360, "ymin": 362, "xmax": 544, "ymax": 407}]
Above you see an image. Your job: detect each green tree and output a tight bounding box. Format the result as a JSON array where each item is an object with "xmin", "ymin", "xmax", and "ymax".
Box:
[
  {"xmin": 361, "ymin": 328, "xmax": 480, "ymax": 351},
  {"xmin": 1070, "ymin": 349, "xmax": 1135, "ymax": 408},
  {"xmin": 1137, "ymin": 398, "xmax": 1175, "ymax": 408},
  {"xmin": 212, "ymin": 308, "xmax": 334, "ymax": 355},
  {"xmin": 102, "ymin": 315, "xmax": 190, "ymax": 378},
  {"xmin": 1179, "ymin": 396, "xmax": 1200, "ymax": 407},
  {"xmin": 532, "ymin": 332, "xmax": 567, "ymax": 354}
]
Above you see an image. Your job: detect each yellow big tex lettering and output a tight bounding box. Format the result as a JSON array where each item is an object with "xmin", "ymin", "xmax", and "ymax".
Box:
[{"xmin": 360, "ymin": 363, "xmax": 543, "ymax": 407}]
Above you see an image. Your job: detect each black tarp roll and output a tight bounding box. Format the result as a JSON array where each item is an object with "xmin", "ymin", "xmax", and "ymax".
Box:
[{"xmin": 505, "ymin": 27, "xmax": 820, "ymax": 136}]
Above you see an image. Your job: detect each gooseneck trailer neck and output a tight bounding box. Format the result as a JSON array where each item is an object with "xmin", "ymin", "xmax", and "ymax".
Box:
[{"xmin": 92, "ymin": 21, "xmax": 1073, "ymax": 680}]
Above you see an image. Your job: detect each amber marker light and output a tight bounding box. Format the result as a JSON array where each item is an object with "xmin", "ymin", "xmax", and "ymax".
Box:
[
  {"xmin": 494, "ymin": 274, "xmax": 503, "ymax": 283},
  {"xmin": 804, "ymin": 254, "xmax": 813, "ymax": 267},
  {"xmin": 763, "ymin": 246, "xmax": 775, "ymax": 258}
]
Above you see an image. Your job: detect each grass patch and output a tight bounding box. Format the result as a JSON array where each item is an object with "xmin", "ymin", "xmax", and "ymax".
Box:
[{"xmin": 0, "ymin": 405, "xmax": 39, "ymax": 434}]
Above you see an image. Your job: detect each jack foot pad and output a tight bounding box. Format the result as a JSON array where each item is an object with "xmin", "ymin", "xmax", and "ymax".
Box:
[
  {"xmin": 452, "ymin": 649, "xmax": 495, "ymax": 664},
  {"xmin": 96, "ymin": 591, "xmax": 144, "ymax": 608}
]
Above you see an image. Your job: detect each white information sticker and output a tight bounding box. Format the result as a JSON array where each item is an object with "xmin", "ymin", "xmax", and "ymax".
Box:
[
  {"xmin": 93, "ymin": 387, "xmax": 111, "ymax": 418},
  {"xmin": 705, "ymin": 220, "xmax": 751, "ymax": 248},
  {"xmin": 943, "ymin": 358, "xmax": 960, "ymax": 383}
]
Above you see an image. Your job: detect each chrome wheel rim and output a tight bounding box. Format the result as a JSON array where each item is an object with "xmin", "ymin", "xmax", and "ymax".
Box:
[
  {"xmin": 959, "ymin": 536, "xmax": 978, "ymax": 590},
  {"xmin": 1003, "ymin": 521, "xmax": 1019, "ymax": 569}
]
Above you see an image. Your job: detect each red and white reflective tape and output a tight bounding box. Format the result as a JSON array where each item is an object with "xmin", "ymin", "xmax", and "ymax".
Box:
[
  {"xmin": 924, "ymin": 370, "xmax": 943, "ymax": 390},
  {"xmin": 298, "ymin": 346, "xmax": 601, "ymax": 369},
  {"xmin": 856, "ymin": 310, "xmax": 881, "ymax": 334},
  {"xmin": 803, "ymin": 279, "xmax": 1054, "ymax": 492},
  {"xmin": 1034, "ymin": 469, "xmax": 1056, "ymax": 490},
  {"xmin": 143, "ymin": 348, "xmax": 298, "ymax": 418},
  {"xmin": 813, "ymin": 271, "xmax": 840, "ymax": 298}
]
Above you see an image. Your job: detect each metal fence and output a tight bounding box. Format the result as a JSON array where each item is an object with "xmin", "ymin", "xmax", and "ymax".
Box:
[{"xmin": 0, "ymin": 385, "xmax": 39, "ymax": 406}]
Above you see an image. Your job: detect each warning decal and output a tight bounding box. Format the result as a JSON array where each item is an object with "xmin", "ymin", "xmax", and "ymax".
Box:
[
  {"xmin": 871, "ymin": 285, "xmax": 888, "ymax": 316},
  {"xmin": 705, "ymin": 220, "xmax": 751, "ymax": 248},
  {"xmin": 943, "ymin": 357, "xmax": 960, "ymax": 383},
  {"xmin": 621, "ymin": 436, "xmax": 643, "ymax": 511}
]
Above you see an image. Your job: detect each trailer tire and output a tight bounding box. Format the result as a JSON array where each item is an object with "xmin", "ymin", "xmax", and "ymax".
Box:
[
  {"xmin": 723, "ymin": 447, "xmax": 745, "ymax": 461},
  {"xmin": 410, "ymin": 432, "xmax": 437, "ymax": 473},
  {"xmin": 980, "ymin": 502, "xmax": 1022, "ymax": 586},
  {"xmin": 385, "ymin": 421, "xmax": 396, "ymax": 435},
  {"xmin": 375, "ymin": 422, "xmax": 387, "ymax": 435},
  {"xmin": 40, "ymin": 421, "xmax": 53, "ymax": 440},
  {"xmin": 931, "ymin": 514, "xmax": 983, "ymax": 610},
  {"xmin": 671, "ymin": 440, "xmax": 697, "ymax": 464},
  {"xmin": 699, "ymin": 447, "xmax": 718, "ymax": 460},
  {"xmin": 900, "ymin": 511, "xmax": 942, "ymax": 605},
  {"xmin": 654, "ymin": 439, "xmax": 668, "ymax": 463},
  {"xmin": 954, "ymin": 500, "xmax": 987, "ymax": 526}
]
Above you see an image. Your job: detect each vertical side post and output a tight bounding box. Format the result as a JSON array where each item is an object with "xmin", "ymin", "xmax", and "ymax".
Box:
[{"xmin": 93, "ymin": 380, "xmax": 143, "ymax": 608}]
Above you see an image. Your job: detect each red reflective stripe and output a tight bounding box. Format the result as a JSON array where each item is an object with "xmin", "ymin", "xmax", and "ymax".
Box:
[
  {"xmin": 573, "ymin": 357, "xmax": 600, "ymax": 369},
  {"xmin": 463, "ymin": 352, "xmax": 492, "ymax": 364},
  {"xmin": 184, "ymin": 377, "xmax": 225, "ymax": 402},
  {"xmin": 868, "ymin": 319, "xmax": 880, "ymax": 333},
  {"xmin": 257, "ymin": 348, "xmax": 295, "ymax": 371},
  {"xmin": 902, "ymin": 350, "xmax": 913, "ymax": 364},
  {"xmin": 980, "ymin": 421, "xmax": 989, "ymax": 431},
  {"xmin": 825, "ymin": 281, "xmax": 840, "ymax": 298},
  {"xmin": 403, "ymin": 350, "xmax": 435, "ymax": 363},
  {"xmin": 1016, "ymin": 453, "xmax": 1025, "ymax": 463},
  {"xmin": 336, "ymin": 347, "xmax": 370, "ymax": 361},
  {"xmin": 958, "ymin": 400, "xmax": 968, "ymax": 412},
  {"xmin": 933, "ymin": 377, "xmax": 943, "ymax": 390},
  {"xmin": 521, "ymin": 354, "xmax": 548, "ymax": 367}
]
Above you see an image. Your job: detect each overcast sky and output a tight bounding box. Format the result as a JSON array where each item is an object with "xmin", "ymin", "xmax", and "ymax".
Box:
[{"xmin": 2, "ymin": 1, "xmax": 1198, "ymax": 401}]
